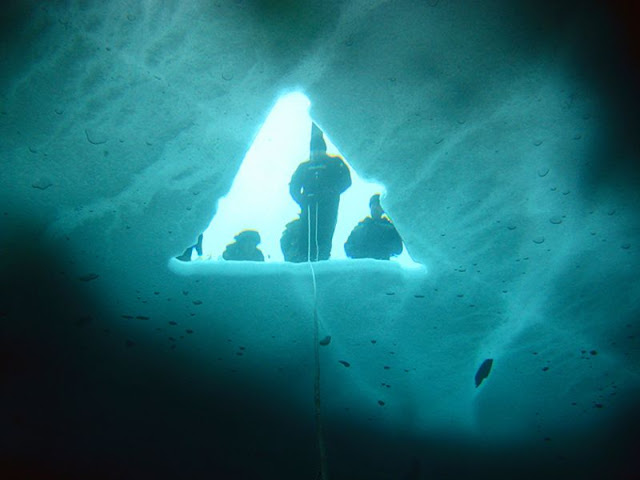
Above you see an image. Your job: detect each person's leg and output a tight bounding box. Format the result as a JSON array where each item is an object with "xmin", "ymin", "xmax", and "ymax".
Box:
[{"xmin": 317, "ymin": 199, "xmax": 339, "ymax": 260}]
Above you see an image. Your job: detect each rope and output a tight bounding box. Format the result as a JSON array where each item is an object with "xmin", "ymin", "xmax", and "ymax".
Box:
[{"xmin": 307, "ymin": 201, "xmax": 328, "ymax": 480}]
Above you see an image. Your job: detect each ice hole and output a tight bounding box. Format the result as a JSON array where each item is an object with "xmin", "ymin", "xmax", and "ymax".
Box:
[{"xmin": 185, "ymin": 92, "xmax": 419, "ymax": 267}]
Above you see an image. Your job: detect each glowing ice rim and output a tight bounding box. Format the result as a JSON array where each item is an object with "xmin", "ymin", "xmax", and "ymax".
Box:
[{"xmin": 174, "ymin": 91, "xmax": 424, "ymax": 271}]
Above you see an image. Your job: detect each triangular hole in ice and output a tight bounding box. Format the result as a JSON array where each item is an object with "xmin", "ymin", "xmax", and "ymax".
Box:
[{"xmin": 192, "ymin": 92, "xmax": 419, "ymax": 267}]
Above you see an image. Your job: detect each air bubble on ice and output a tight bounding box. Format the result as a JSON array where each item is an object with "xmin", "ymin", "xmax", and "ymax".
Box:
[
  {"xmin": 32, "ymin": 178, "xmax": 53, "ymax": 190},
  {"xmin": 85, "ymin": 129, "xmax": 107, "ymax": 145}
]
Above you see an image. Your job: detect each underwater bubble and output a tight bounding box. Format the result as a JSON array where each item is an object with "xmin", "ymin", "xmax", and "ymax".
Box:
[
  {"xmin": 549, "ymin": 216, "xmax": 563, "ymax": 225},
  {"xmin": 78, "ymin": 273, "xmax": 99, "ymax": 282},
  {"xmin": 85, "ymin": 129, "xmax": 107, "ymax": 145},
  {"xmin": 192, "ymin": 300, "xmax": 202, "ymax": 305},
  {"xmin": 32, "ymin": 178, "xmax": 52, "ymax": 190},
  {"xmin": 474, "ymin": 359, "xmax": 493, "ymax": 387},
  {"xmin": 537, "ymin": 168, "xmax": 549, "ymax": 177},
  {"xmin": 621, "ymin": 243, "xmax": 631, "ymax": 249},
  {"xmin": 338, "ymin": 360, "xmax": 350, "ymax": 367},
  {"xmin": 533, "ymin": 236, "xmax": 545, "ymax": 244}
]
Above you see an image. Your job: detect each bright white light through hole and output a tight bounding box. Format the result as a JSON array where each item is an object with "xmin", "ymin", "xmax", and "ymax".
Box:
[{"xmin": 198, "ymin": 92, "xmax": 419, "ymax": 267}]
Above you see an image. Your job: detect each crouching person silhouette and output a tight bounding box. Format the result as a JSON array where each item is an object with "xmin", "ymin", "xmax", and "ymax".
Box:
[{"xmin": 344, "ymin": 194, "xmax": 403, "ymax": 260}]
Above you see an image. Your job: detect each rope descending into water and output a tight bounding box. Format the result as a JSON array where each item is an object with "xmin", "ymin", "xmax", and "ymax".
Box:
[{"xmin": 307, "ymin": 202, "xmax": 328, "ymax": 480}]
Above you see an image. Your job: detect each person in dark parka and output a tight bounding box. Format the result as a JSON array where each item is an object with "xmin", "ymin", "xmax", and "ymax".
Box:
[
  {"xmin": 287, "ymin": 123, "xmax": 351, "ymax": 261},
  {"xmin": 344, "ymin": 194, "xmax": 403, "ymax": 260}
]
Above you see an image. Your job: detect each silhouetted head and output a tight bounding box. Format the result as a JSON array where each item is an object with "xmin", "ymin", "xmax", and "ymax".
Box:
[
  {"xmin": 310, "ymin": 122, "xmax": 327, "ymax": 162},
  {"xmin": 369, "ymin": 194, "xmax": 384, "ymax": 219},
  {"xmin": 234, "ymin": 229, "xmax": 261, "ymax": 246}
]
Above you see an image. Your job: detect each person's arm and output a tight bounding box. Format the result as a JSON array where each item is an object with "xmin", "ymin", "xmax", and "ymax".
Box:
[
  {"xmin": 337, "ymin": 159, "xmax": 352, "ymax": 194},
  {"xmin": 289, "ymin": 165, "xmax": 305, "ymax": 206},
  {"xmin": 385, "ymin": 221, "xmax": 404, "ymax": 256},
  {"xmin": 344, "ymin": 221, "xmax": 365, "ymax": 258}
]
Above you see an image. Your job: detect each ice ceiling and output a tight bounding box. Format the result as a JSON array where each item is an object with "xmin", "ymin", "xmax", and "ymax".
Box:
[{"xmin": 1, "ymin": 0, "xmax": 640, "ymax": 479}]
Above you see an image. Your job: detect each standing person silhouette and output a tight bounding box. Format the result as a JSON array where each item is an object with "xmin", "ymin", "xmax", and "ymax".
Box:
[{"xmin": 287, "ymin": 123, "xmax": 351, "ymax": 261}]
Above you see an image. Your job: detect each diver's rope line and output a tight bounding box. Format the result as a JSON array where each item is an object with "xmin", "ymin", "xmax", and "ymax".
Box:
[{"xmin": 307, "ymin": 202, "xmax": 328, "ymax": 480}]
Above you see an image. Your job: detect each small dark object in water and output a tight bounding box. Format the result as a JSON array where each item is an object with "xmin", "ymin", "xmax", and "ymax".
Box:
[
  {"xmin": 136, "ymin": 315, "xmax": 149, "ymax": 320},
  {"xmin": 338, "ymin": 360, "xmax": 350, "ymax": 367},
  {"xmin": 319, "ymin": 336, "xmax": 331, "ymax": 346},
  {"xmin": 78, "ymin": 273, "xmax": 99, "ymax": 282},
  {"xmin": 414, "ymin": 294, "xmax": 424, "ymax": 298},
  {"xmin": 75, "ymin": 315, "xmax": 92, "ymax": 327},
  {"xmin": 377, "ymin": 400, "xmax": 385, "ymax": 406},
  {"xmin": 169, "ymin": 321, "xmax": 177, "ymax": 325},
  {"xmin": 186, "ymin": 329, "xmax": 194, "ymax": 334},
  {"xmin": 121, "ymin": 315, "xmax": 134, "ymax": 319},
  {"xmin": 125, "ymin": 339, "xmax": 135, "ymax": 348},
  {"xmin": 475, "ymin": 358, "xmax": 494, "ymax": 387}
]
